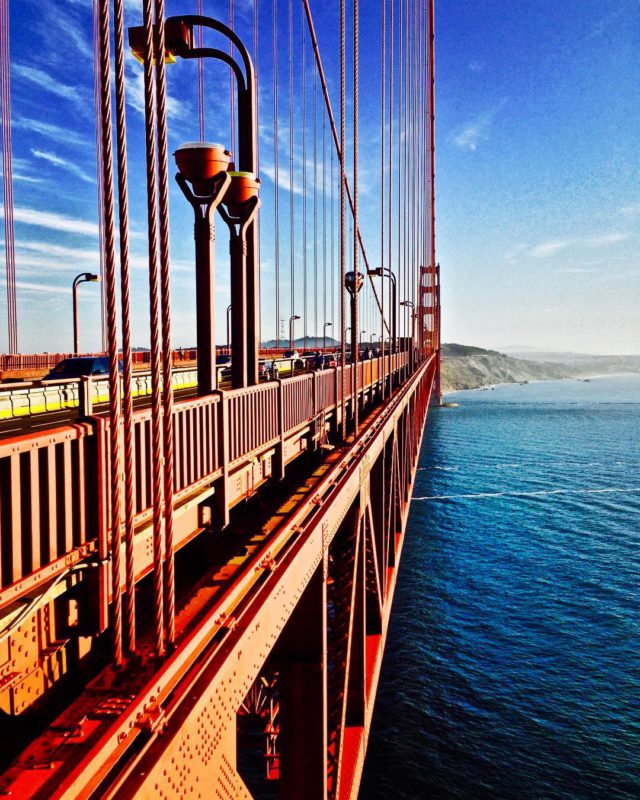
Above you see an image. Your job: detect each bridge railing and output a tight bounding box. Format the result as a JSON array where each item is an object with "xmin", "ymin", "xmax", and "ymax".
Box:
[
  {"xmin": 227, "ymin": 382, "xmax": 279, "ymax": 464},
  {"xmin": 0, "ymin": 351, "xmax": 410, "ymax": 610},
  {"xmin": 0, "ymin": 423, "xmax": 98, "ymax": 596}
]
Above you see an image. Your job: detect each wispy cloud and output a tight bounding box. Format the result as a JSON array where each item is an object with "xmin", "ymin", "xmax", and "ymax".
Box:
[
  {"xmin": 15, "ymin": 280, "xmax": 73, "ymax": 296},
  {"xmin": 531, "ymin": 232, "xmax": 629, "ymax": 257},
  {"xmin": 12, "ymin": 64, "xmax": 83, "ymax": 106},
  {"xmin": 10, "ymin": 208, "xmax": 98, "ymax": 237},
  {"xmin": 529, "ymin": 239, "xmax": 572, "ymax": 257},
  {"xmin": 31, "ymin": 149, "xmax": 94, "ymax": 184},
  {"xmin": 468, "ymin": 61, "xmax": 484, "ymax": 73},
  {"xmin": 14, "ymin": 117, "xmax": 86, "ymax": 147},
  {"xmin": 125, "ymin": 61, "xmax": 188, "ymax": 119},
  {"xmin": 450, "ymin": 100, "xmax": 506, "ymax": 151},
  {"xmin": 619, "ymin": 202, "xmax": 640, "ymax": 217}
]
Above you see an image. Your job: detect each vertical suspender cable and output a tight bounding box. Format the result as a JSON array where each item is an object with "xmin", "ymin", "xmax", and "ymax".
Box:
[
  {"xmin": 273, "ymin": 0, "xmax": 280, "ymax": 346},
  {"xmin": 154, "ymin": 0, "xmax": 176, "ymax": 648},
  {"xmin": 113, "ymin": 0, "xmax": 136, "ymax": 653},
  {"xmin": 322, "ymin": 113, "xmax": 326, "ymax": 346},
  {"xmin": 302, "ymin": 26, "xmax": 308, "ymax": 347},
  {"xmin": 313, "ymin": 64, "xmax": 317, "ymax": 343},
  {"xmin": 141, "ymin": 0, "xmax": 165, "ymax": 658},
  {"xmin": 289, "ymin": 0, "xmax": 295, "ymax": 328},
  {"xmin": 229, "ymin": 0, "xmax": 236, "ymax": 156},
  {"xmin": 92, "ymin": 0, "xmax": 107, "ymax": 353},
  {"xmin": 301, "ymin": 0, "xmax": 389, "ymax": 341},
  {"xmin": 197, "ymin": 0, "xmax": 204, "ymax": 141},
  {"xmin": 97, "ymin": 0, "xmax": 123, "ymax": 666},
  {"xmin": 380, "ymin": 0, "xmax": 386, "ymax": 392},
  {"xmin": 0, "ymin": 0, "xmax": 17, "ymax": 353},
  {"xmin": 388, "ymin": 0, "xmax": 393, "ymax": 376},
  {"xmin": 353, "ymin": 0, "xmax": 360, "ymax": 430},
  {"xmin": 330, "ymin": 140, "xmax": 335, "ymax": 333},
  {"xmin": 339, "ymin": 0, "xmax": 346, "ymax": 439}
]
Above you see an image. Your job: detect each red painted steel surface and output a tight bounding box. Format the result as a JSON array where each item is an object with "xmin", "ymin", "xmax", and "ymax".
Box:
[{"xmin": 0, "ymin": 351, "xmax": 434, "ymax": 800}]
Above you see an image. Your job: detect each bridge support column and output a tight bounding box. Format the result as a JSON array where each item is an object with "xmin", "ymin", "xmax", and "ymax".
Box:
[{"xmin": 276, "ymin": 564, "xmax": 327, "ymax": 800}]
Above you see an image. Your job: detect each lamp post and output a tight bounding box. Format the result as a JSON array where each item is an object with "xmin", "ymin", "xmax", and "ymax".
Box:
[
  {"xmin": 368, "ymin": 267, "xmax": 396, "ymax": 354},
  {"xmin": 139, "ymin": 15, "xmax": 260, "ymax": 389},
  {"xmin": 360, "ymin": 330, "xmax": 366, "ymax": 345},
  {"xmin": 175, "ymin": 143, "xmax": 232, "ymax": 394},
  {"xmin": 289, "ymin": 314, "xmax": 300, "ymax": 351},
  {"xmin": 226, "ymin": 304, "xmax": 232, "ymax": 351},
  {"xmin": 72, "ymin": 272, "xmax": 101, "ymax": 355},
  {"xmin": 400, "ymin": 299, "xmax": 416, "ymax": 371},
  {"xmin": 323, "ymin": 321, "xmax": 332, "ymax": 352}
]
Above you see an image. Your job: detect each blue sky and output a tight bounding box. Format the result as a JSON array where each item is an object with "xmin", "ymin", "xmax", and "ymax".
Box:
[{"xmin": 1, "ymin": 0, "xmax": 638, "ymax": 355}]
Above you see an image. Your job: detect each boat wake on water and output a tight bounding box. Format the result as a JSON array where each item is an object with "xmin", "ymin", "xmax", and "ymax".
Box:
[{"xmin": 414, "ymin": 487, "xmax": 640, "ymax": 501}]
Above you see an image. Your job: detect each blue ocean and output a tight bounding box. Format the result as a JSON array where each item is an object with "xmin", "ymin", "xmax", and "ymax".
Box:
[{"xmin": 361, "ymin": 374, "xmax": 640, "ymax": 799}]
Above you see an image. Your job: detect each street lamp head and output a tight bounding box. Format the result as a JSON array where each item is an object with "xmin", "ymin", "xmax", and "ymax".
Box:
[
  {"xmin": 291, "ymin": 314, "xmax": 300, "ymax": 321},
  {"xmin": 324, "ymin": 321, "xmax": 332, "ymax": 327},
  {"xmin": 174, "ymin": 142, "xmax": 232, "ymax": 196},
  {"xmin": 85, "ymin": 273, "xmax": 101, "ymax": 282},
  {"xmin": 222, "ymin": 171, "xmax": 261, "ymax": 216},
  {"xmin": 367, "ymin": 267, "xmax": 383, "ymax": 277},
  {"xmin": 345, "ymin": 270, "xmax": 364, "ymax": 295}
]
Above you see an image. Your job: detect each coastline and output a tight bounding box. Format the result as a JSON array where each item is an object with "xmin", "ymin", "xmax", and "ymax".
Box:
[{"xmin": 441, "ymin": 372, "xmax": 640, "ymax": 397}]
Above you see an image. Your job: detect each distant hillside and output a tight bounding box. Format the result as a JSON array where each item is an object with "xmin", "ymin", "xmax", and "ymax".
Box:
[
  {"xmin": 441, "ymin": 345, "xmax": 566, "ymax": 392},
  {"xmin": 441, "ymin": 343, "xmax": 640, "ymax": 392}
]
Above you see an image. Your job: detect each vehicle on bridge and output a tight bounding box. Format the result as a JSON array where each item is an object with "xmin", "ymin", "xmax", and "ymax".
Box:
[{"xmin": 42, "ymin": 355, "xmax": 120, "ymax": 381}]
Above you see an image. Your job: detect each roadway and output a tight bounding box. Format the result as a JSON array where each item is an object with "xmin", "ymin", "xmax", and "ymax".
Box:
[{"xmin": 0, "ymin": 362, "xmax": 311, "ymax": 438}]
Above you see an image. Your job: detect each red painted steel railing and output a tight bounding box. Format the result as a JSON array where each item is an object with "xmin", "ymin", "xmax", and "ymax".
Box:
[{"xmin": 0, "ymin": 352, "xmax": 408, "ymax": 609}]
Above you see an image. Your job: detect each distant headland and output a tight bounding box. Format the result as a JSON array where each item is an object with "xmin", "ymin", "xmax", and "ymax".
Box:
[{"xmin": 441, "ymin": 344, "xmax": 640, "ymax": 393}]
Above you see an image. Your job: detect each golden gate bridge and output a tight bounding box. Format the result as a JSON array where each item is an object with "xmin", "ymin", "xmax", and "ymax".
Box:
[{"xmin": 0, "ymin": 0, "xmax": 439, "ymax": 796}]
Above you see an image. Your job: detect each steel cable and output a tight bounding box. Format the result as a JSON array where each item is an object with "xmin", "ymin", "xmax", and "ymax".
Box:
[
  {"xmin": 339, "ymin": 0, "xmax": 346, "ymax": 439},
  {"xmin": 92, "ymin": 0, "xmax": 107, "ymax": 353},
  {"xmin": 302, "ymin": 25, "xmax": 308, "ymax": 346},
  {"xmin": 197, "ymin": 0, "xmax": 204, "ymax": 141},
  {"xmin": 301, "ymin": 0, "xmax": 390, "ymax": 340},
  {"xmin": 113, "ymin": 0, "xmax": 136, "ymax": 653},
  {"xmin": 141, "ymin": 0, "xmax": 165, "ymax": 658},
  {"xmin": 289, "ymin": 0, "xmax": 295, "ymax": 329},
  {"xmin": 153, "ymin": 0, "xmax": 176, "ymax": 649},
  {"xmin": 273, "ymin": 0, "xmax": 280, "ymax": 345},
  {"xmin": 97, "ymin": 0, "xmax": 124, "ymax": 666},
  {"xmin": 0, "ymin": 0, "xmax": 17, "ymax": 353},
  {"xmin": 353, "ymin": 0, "xmax": 360, "ymax": 430}
]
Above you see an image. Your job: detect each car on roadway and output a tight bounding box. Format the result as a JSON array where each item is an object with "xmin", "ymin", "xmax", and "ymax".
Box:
[
  {"xmin": 323, "ymin": 354, "xmax": 338, "ymax": 369},
  {"xmin": 42, "ymin": 356, "xmax": 117, "ymax": 382}
]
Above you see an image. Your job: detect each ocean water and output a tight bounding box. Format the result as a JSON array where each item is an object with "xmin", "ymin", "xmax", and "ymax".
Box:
[{"xmin": 361, "ymin": 375, "xmax": 640, "ymax": 800}]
